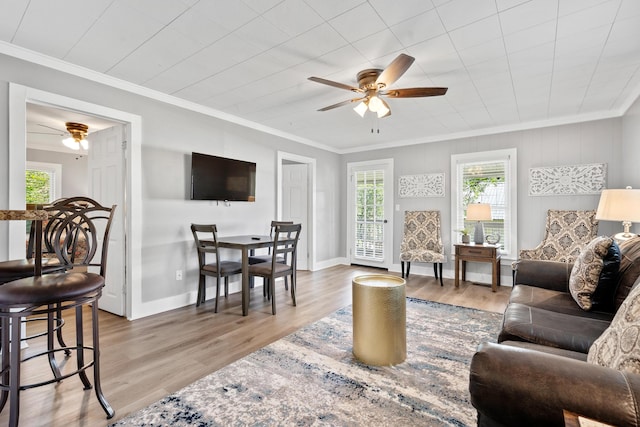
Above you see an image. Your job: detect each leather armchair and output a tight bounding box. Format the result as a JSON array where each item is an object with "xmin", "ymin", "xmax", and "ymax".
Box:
[{"xmin": 470, "ymin": 341, "xmax": 640, "ymax": 427}]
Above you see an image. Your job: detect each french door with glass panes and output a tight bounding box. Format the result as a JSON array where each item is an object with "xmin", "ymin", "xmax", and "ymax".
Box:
[{"xmin": 347, "ymin": 159, "xmax": 393, "ymax": 269}]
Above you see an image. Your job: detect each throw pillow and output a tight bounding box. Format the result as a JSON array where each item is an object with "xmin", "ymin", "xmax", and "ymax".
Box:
[
  {"xmin": 569, "ymin": 236, "xmax": 615, "ymax": 310},
  {"xmin": 591, "ymin": 241, "xmax": 621, "ymax": 312},
  {"xmin": 588, "ymin": 281, "xmax": 640, "ymax": 374}
]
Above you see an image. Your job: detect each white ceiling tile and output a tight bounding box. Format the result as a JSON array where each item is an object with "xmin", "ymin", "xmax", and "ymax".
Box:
[
  {"xmin": 0, "ymin": 1, "xmax": 31, "ymax": 41},
  {"xmin": 168, "ymin": 9, "xmax": 233, "ymax": 47},
  {"xmin": 556, "ymin": 1, "xmax": 618, "ymax": 39},
  {"xmin": 495, "ymin": 0, "xmax": 530, "ymax": 12},
  {"xmin": 191, "ymin": 1, "xmax": 258, "ymax": 29},
  {"xmin": 241, "ymin": 0, "xmax": 283, "ymax": 15},
  {"xmin": 503, "ymin": 20, "xmax": 556, "ymax": 53},
  {"xmin": 369, "ymin": 0, "xmax": 435, "ymax": 27},
  {"xmin": 109, "ymin": 27, "xmax": 202, "ymax": 84},
  {"xmin": 498, "ymin": 0, "xmax": 558, "ymax": 35},
  {"xmin": 329, "ymin": 3, "xmax": 387, "ymax": 43},
  {"xmin": 618, "ymin": 0, "xmax": 640, "ymax": 18},
  {"xmin": 126, "ymin": 0, "xmax": 193, "ymax": 25},
  {"xmin": 303, "ymin": 0, "xmax": 366, "ymax": 20},
  {"xmin": 436, "ymin": 0, "xmax": 497, "ymax": 31},
  {"xmin": 11, "ymin": 0, "xmax": 112, "ymax": 58},
  {"xmin": 558, "ymin": 0, "xmax": 621, "ymax": 17},
  {"xmin": 457, "ymin": 38, "xmax": 506, "ymax": 67},
  {"xmin": 262, "ymin": 0, "xmax": 323, "ymax": 37},
  {"xmin": 449, "ymin": 15, "xmax": 502, "ymax": 51},
  {"xmin": 281, "ymin": 24, "xmax": 347, "ymax": 62},
  {"xmin": 408, "ymin": 35, "xmax": 464, "ymax": 77},
  {"xmin": 602, "ymin": 17, "xmax": 640, "ymax": 58},
  {"xmin": 390, "ymin": 9, "xmax": 446, "ymax": 47},
  {"xmin": 352, "ymin": 30, "xmax": 405, "ymax": 61}
]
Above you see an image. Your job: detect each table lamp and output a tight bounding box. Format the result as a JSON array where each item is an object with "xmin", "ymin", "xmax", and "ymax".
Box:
[
  {"xmin": 466, "ymin": 203, "xmax": 492, "ymax": 244},
  {"xmin": 595, "ymin": 186, "xmax": 640, "ymax": 242}
]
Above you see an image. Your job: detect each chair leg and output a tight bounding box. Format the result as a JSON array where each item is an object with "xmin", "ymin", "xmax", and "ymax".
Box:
[
  {"xmin": 433, "ymin": 263, "xmax": 438, "ymax": 279},
  {"xmin": 291, "ymin": 273, "xmax": 297, "ymax": 307},
  {"xmin": 439, "ymin": 263, "xmax": 443, "ymax": 286},
  {"xmin": 224, "ymin": 278, "xmax": 229, "ymax": 298},
  {"xmin": 196, "ymin": 274, "xmax": 205, "ymax": 307},
  {"xmin": 91, "ymin": 299, "xmax": 115, "ymax": 418},
  {"xmin": 406, "ymin": 262, "xmax": 411, "ymax": 278},
  {"xmin": 46, "ymin": 307, "xmax": 62, "ymax": 379},
  {"xmin": 9, "ymin": 314, "xmax": 22, "ymax": 427},
  {"xmin": 0, "ymin": 315, "xmax": 10, "ymax": 413},
  {"xmin": 284, "ymin": 276, "xmax": 289, "ymax": 291},
  {"xmin": 401, "ymin": 261, "xmax": 405, "ymax": 278},
  {"xmin": 76, "ymin": 305, "xmax": 93, "ymax": 390},
  {"xmin": 56, "ymin": 303, "xmax": 71, "ymax": 356},
  {"xmin": 271, "ymin": 277, "xmax": 276, "ymax": 315},
  {"xmin": 214, "ymin": 276, "xmax": 221, "ymax": 313}
]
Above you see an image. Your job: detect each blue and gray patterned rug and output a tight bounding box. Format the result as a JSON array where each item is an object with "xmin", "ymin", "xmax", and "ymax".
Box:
[{"xmin": 112, "ymin": 298, "xmax": 502, "ymax": 426}]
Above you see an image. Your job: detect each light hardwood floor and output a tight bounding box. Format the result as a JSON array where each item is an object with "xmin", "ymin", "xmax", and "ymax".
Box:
[{"xmin": 4, "ymin": 265, "xmax": 511, "ymax": 426}]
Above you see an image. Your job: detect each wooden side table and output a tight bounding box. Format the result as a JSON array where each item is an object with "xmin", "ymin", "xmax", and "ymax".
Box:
[{"xmin": 454, "ymin": 243, "xmax": 501, "ymax": 292}]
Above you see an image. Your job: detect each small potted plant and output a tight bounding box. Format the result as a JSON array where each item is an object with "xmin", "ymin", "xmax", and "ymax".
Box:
[{"xmin": 456, "ymin": 228, "xmax": 470, "ymax": 244}]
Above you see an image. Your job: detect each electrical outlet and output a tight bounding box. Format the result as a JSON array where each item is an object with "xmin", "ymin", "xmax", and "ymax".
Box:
[{"xmin": 175, "ymin": 270, "xmax": 183, "ymax": 281}]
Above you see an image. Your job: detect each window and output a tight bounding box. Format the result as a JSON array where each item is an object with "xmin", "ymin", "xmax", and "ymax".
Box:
[
  {"xmin": 451, "ymin": 149, "xmax": 517, "ymax": 257},
  {"xmin": 354, "ymin": 169, "xmax": 385, "ymax": 261},
  {"xmin": 26, "ymin": 161, "xmax": 62, "ymax": 204}
]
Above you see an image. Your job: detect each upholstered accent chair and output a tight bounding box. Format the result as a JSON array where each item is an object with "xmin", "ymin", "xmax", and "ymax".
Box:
[
  {"xmin": 512, "ymin": 209, "xmax": 599, "ymax": 280},
  {"xmin": 400, "ymin": 210, "xmax": 446, "ymax": 285}
]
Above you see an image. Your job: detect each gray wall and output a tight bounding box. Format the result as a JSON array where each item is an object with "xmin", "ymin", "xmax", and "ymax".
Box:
[
  {"xmin": 26, "ymin": 148, "xmax": 89, "ymax": 198},
  {"xmin": 343, "ymin": 117, "xmax": 624, "ymax": 278}
]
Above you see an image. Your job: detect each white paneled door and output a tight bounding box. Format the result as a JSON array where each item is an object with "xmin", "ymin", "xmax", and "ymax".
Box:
[
  {"xmin": 347, "ymin": 159, "xmax": 394, "ymax": 270},
  {"xmin": 282, "ymin": 163, "xmax": 308, "ymax": 270},
  {"xmin": 88, "ymin": 125, "xmax": 125, "ymax": 316}
]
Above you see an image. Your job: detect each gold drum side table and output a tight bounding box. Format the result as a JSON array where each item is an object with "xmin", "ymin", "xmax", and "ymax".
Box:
[{"xmin": 352, "ymin": 274, "xmax": 406, "ymax": 366}]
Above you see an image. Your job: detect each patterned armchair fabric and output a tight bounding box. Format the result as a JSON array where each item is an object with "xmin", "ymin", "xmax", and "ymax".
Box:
[
  {"xmin": 400, "ymin": 211, "xmax": 446, "ymax": 284},
  {"xmin": 518, "ymin": 209, "xmax": 599, "ymax": 263}
]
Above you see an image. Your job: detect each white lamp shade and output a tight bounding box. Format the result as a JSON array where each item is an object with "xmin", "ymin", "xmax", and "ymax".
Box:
[
  {"xmin": 353, "ymin": 101, "xmax": 367, "ymax": 117},
  {"xmin": 596, "ymin": 188, "xmax": 640, "ymax": 222},
  {"xmin": 466, "ymin": 203, "xmax": 492, "ymax": 221}
]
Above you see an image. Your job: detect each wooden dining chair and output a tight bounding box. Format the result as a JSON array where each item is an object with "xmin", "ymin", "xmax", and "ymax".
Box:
[
  {"xmin": 248, "ymin": 220, "xmax": 293, "ymax": 291},
  {"xmin": 190, "ymin": 224, "xmax": 243, "ymax": 312},
  {"xmin": 248, "ymin": 223, "xmax": 301, "ymax": 315}
]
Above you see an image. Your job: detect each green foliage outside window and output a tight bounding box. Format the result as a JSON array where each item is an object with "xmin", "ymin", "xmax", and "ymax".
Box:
[{"xmin": 26, "ymin": 169, "xmax": 51, "ymax": 204}]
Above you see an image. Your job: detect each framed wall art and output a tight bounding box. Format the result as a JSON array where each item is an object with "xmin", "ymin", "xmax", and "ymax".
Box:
[
  {"xmin": 528, "ymin": 163, "xmax": 607, "ymax": 196},
  {"xmin": 398, "ymin": 173, "xmax": 445, "ymax": 198}
]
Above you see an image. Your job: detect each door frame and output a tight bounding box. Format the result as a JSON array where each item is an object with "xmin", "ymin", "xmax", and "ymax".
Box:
[
  {"xmin": 276, "ymin": 151, "xmax": 315, "ymax": 271},
  {"xmin": 8, "ymin": 83, "xmax": 142, "ymax": 320},
  {"xmin": 346, "ymin": 158, "xmax": 394, "ymax": 270}
]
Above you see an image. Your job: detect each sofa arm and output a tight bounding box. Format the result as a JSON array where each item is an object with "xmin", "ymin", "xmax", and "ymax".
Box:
[
  {"xmin": 469, "ymin": 342, "xmax": 640, "ymax": 427},
  {"xmin": 513, "ymin": 259, "xmax": 572, "ymax": 292}
]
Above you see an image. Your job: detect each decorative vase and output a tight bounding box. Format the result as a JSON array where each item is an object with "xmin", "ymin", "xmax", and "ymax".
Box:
[{"xmin": 462, "ymin": 234, "xmax": 470, "ymax": 244}]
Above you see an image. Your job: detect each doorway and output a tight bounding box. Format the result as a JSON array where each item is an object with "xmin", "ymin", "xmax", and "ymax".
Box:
[
  {"xmin": 8, "ymin": 83, "xmax": 142, "ymax": 319},
  {"xmin": 347, "ymin": 159, "xmax": 394, "ymax": 269}
]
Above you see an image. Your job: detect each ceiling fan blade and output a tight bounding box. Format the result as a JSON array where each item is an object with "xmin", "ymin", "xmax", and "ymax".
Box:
[
  {"xmin": 308, "ymin": 77, "xmax": 362, "ymax": 92},
  {"xmin": 376, "ymin": 53, "xmax": 415, "ymax": 87},
  {"xmin": 383, "ymin": 87, "xmax": 448, "ymax": 98},
  {"xmin": 318, "ymin": 98, "xmax": 365, "ymax": 111},
  {"xmin": 38, "ymin": 123, "xmax": 66, "ymax": 133}
]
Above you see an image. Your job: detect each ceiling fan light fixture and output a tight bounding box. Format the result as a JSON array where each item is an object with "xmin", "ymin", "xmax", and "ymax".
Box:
[
  {"xmin": 63, "ymin": 122, "xmax": 89, "ymax": 151},
  {"xmin": 376, "ymin": 104, "xmax": 390, "ymax": 118},
  {"xmin": 62, "ymin": 137, "xmax": 81, "ymax": 150},
  {"xmin": 368, "ymin": 95, "xmax": 383, "ymax": 113},
  {"xmin": 354, "ymin": 101, "xmax": 368, "ymax": 117}
]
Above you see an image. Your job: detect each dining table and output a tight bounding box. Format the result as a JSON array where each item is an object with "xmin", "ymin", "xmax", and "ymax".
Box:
[{"xmin": 216, "ymin": 234, "xmax": 273, "ymax": 316}]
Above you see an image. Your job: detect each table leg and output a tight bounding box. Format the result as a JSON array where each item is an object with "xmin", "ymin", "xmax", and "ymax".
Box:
[
  {"xmin": 242, "ymin": 248, "xmax": 249, "ymax": 316},
  {"xmin": 461, "ymin": 260, "xmax": 466, "ymax": 282},
  {"xmin": 454, "ymin": 256, "xmax": 460, "ymax": 288},
  {"xmin": 492, "ymin": 258, "xmax": 501, "ymax": 292}
]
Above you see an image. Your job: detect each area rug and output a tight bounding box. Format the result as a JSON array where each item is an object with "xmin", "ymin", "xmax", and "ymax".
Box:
[{"xmin": 111, "ymin": 298, "xmax": 503, "ymax": 426}]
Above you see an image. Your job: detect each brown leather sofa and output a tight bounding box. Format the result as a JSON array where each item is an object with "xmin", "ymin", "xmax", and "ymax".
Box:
[{"xmin": 469, "ymin": 237, "xmax": 640, "ymax": 427}]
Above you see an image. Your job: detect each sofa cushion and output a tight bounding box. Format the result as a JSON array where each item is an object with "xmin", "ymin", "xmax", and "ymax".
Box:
[
  {"xmin": 588, "ymin": 280, "xmax": 640, "ymax": 374},
  {"xmin": 498, "ymin": 302, "xmax": 612, "ymax": 353},
  {"xmin": 509, "ymin": 285, "xmax": 615, "ymax": 320},
  {"xmin": 591, "ymin": 241, "xmax": 621, "ymax": 312},
  {"xmin": 569, "ymin": 236, "xmax": 615, "ymax": 310}
]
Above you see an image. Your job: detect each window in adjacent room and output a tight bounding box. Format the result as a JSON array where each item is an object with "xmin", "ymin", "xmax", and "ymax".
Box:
[
  {"xmin": 25, "ymin": 161, "xmax": 62, "ymax": 204},
  {"xmin": 451, "ymin": 148, "xmax": 517, "ymax": 257}
]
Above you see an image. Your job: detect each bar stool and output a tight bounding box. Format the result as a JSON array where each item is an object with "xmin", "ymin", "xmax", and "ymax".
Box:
[{"xmin": 0, "ymin": 203, "xmax": 116, "ymax": 426}]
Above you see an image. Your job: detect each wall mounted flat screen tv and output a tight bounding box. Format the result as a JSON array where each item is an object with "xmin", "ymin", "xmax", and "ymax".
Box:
[{"xmin": 190, "ymin": 152, "xmax": 256, "ymax": 201}]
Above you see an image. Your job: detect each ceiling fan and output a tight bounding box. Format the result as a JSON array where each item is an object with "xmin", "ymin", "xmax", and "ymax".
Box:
[
  {"xmin": 31, "ymin": 122, "xmax": 90, "ymax": 150},
  {"xmin": 309, "ymin": 53, "xmax": 447, "ymax": 118}
]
